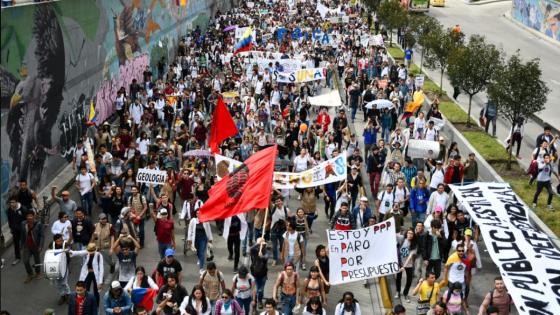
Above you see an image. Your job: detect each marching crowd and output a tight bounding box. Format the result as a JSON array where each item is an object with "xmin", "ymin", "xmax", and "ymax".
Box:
[{"xmin": 1, "ymin": 0, "xmax": 522, "ymax": 315}]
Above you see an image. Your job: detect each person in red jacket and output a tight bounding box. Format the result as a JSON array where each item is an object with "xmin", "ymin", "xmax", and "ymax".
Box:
[
  {"xmin": 316, "ymin": 107, "xmax": 331, "ymax": 133},
  {"xmin": 444, "ymin": 156, "xmax": 464, "ymax": 185}
]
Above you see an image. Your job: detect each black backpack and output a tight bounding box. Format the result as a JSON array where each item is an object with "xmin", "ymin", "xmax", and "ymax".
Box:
[
  {"xmin": 251, "ymin": 251, "xmax": 268, "ymax": 277},
  {"xmin": 230, "ymin": 215, "xmax": 241, "ymax": 233}
]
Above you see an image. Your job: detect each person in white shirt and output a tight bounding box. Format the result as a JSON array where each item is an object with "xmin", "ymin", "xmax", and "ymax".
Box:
[
  {"xmin": 293, "ymin": 149, "xmax": 310, "ymax": 172},
  {"xmin": 75, "ymin": 165, "xmax": 96, "ymax": 216},
  {"xmin": 414, "ymin": 112, "xmax": 427, "ymax": 140},
  {"xmin": 424, "ymin": 121, "xmax": 438, "ymax": 142},
  {"xmin": 51, "ymin": 211, "xmax": 73, "ymax": 242},
  {"xmin": 136, "ymin": 132, "xmax": 150, "ymax": 157},
  {"xmin": 376, "ymin": 184, "xmax": 396, "ymax": 221},
  {"xmin": 429, "ymin": 161, "xmax": 446, "ymax": 192},
  {"xmin": 427, "ymin": 184, "xmax": 449, "ymax": 215}
]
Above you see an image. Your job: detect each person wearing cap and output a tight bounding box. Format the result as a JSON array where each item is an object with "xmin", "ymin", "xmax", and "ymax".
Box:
[
  {"xmin": 151, "ymin": 205, "xmax": 176, "ymax": 259},
  {"xmin": 352, "ymin": 196, "xmax": 372, "ymax": 229},
  {"xmin": 68, "ymin": 280, "xmax": 98, "ymax": 315},
  {"xmin": 156, "ymin": 248, "xmax": 183, "ymax": 287},
  {"xmin": 427, "ymin": 184, "xmax": 449, "ymax": 216},
  {"xmin": 70, "ymin": 243, "xmax": 104, "ymax": 305},
  {"xmin": 92, "ymin": 212, "xmax": 115, "ymax": 276},
  {"xmin": 103, "ymin": 281, "xmax": 132, "ymax": 315},
  {"xmin": 51, "ymin": 186, "xmax": 78, "ymax": 219}
]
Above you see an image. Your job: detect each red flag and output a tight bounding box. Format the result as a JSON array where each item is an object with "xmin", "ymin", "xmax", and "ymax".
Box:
[
  {"xmin": 198, "ymin": 145, "xmax": 277, "ymax": 222},
  {"xmin": 209, "ymin": 96, "xmax": 238, "ymax": 154}
]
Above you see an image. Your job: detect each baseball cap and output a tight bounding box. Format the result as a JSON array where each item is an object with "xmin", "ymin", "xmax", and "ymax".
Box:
[
  {"xmin": 160, "ymin": 208, "xmax": 168, "ymax": 215},
  {"xmin": 165, "ymin": 248, "xmax": 175, "ymax": 257},
  {"xmin": 360, "ymin": 196, "xmax": 368, "ymax": 202},
  {"xmin": 111, "ymin": 281, "xmax": 121, "ymax": 289},
  {"xmin": 434, "ymin": 206, "xmax": 443, "ymax": 213},
  {"xmin": 465, "ymin": 228, "xmax": 473, "ymax": 237},
  {"xmin": 98, "ymin": 213, "xmax": 107, "ymax": 219},
  {"xmin": 436, "ymin": 160, "xmax": 443, "ymax": 165}
]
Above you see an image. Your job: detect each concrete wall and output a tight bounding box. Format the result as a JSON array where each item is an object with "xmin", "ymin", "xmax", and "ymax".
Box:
[
  {"xmin": 512, "ymin": 0, "xmax": 560, "ymax": 42},
  {"xmin": 0, "ymin": 0, "xmax": 232, "ymax": 223}
]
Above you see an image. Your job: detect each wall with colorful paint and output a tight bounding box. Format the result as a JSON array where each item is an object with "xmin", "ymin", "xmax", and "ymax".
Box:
[
  {"xmin": 0, "ymin": 0, "xmax": 232, "ymax": 222},
  {"xmin": 512, "ymin": 0, "xmax": 560, "ymax": 42}
]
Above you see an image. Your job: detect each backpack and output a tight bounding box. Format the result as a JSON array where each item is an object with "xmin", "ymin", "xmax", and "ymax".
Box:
[
  {"xmin": 271, "ymin": 206, "xmax": 288, "ymax": 235},
  {"xmin": 233, "ymin": 274, "xmax": 252, "ymax": 291},
  {"xmin": 230, "ymin": 215, "xmax": 241, "ymax": 233},
  {"xmin": 250, "ymin": 252, "xmax": 268, "ymax": 277}
]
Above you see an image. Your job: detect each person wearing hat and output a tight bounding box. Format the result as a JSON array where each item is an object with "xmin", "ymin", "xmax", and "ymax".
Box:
[
  {"xmin": 68, "ymin": 280, "xmax": 98, "ymax": 315},
  {"xmin": 352, "ymin": 196, "xmax": 372, "ymax": 229},
  {"xmin": 51, "ymin": 186, "xmax": 78, "ymax": 220},
  {"xmin": 150, "ymin": 205, "xmax": 176, "ymax": 259},
  {"xmin": 70, "ymin": 243, "xmax": 104, "ymax": 305},
  {"xmin": 155, "ymin": 248, "xmax": 183, "ymax": 287},
  {"xmin": 93, "ymin": 212, "xmax": 115, "ymax": 276},
  {"xmin": 103, "ymin": 281, "xmax": 132, "ymax": 315}
]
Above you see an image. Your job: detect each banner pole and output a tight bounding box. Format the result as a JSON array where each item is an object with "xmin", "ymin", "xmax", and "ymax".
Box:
[{"xmin": 259, "ymin": 207, "xmax": 269, "ymax": 256}]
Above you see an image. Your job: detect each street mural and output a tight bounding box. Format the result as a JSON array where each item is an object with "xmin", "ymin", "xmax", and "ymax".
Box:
[
  {"xmin": 512, "ymin": 0, "xmax": 560, "ymax": 42},
  {"xmin": 0, "ymin": 0, "xmax": 225, "ymax": 201}
]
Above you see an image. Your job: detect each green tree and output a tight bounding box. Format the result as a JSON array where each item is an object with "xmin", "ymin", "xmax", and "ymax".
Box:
[
  {"xmin": 408, "ymin": 14, "xmax": 441, "ymax": 72},
  {"xmin": 423, "ymin": 27, "xmax": 464, "ymax": 95},
  {"xmin": 448, "ymin": 35, "xmax": 503, "ymax": 127},
  {"xmin": 377, "ymin": 0, "xmax": 408, "ymax": 46},
  {"xmin": 488, "ymin": 52, "xmax": 550, "ymax": 169},
  {"xmin": 363, "ymin": 0, "xmax": 382, "ymax": 12}
]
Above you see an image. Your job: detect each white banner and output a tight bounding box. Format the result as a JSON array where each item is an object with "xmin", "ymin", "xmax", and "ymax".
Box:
[
  {"xmin": 407, "ymin": 139, "xmax": 440, "ymax": 158},
  {"xmin": 244, "ymin": 58, "xmax": 302, "ymax": 76},
  {"xmin": 415, "ymin": 75, "xmax": 425, "ymax": 88},
  {"xmin": 328, "ymin": 218, "xmax": 399, "ymax": 285},
  {"xmin": 370, "ymin": 34, "xmax": 384, "ymax": 47},
  {"xmin": 449, "ymin": 183, "xmax": 560, "ymax": 315},
  {"xmin": 316, "ymin": 1, "xmax": 329, "ymax": 19},
  {"xmin": 273, "ymin": 154, "xmax": 347, "ymax": 189},
  {"xmin": 274, "ymin": 67, "xmax": 327, "ymax": 83},
  {"xmin": 308, "ymin": 90, "xmax": 342, "ymax": 107},
  {"xmin": 215, "ymin": 153, "xmax": 346, "ymax": 188},
  {"xmin": 136, "ymin": 168, "xmax": 167, "ymax": 186},
  {"xmin": 429, "ymin": 117, "xmax": 445, "ymax": 131}
]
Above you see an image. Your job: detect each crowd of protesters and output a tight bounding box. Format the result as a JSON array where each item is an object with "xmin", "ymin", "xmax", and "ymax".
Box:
[{"xmin": 1, "ymin": 0, "xmax": 521, "ymax": 315}]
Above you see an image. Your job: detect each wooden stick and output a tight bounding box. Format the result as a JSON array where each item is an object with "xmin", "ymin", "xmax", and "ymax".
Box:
[{"xmin": 259, "ymin": 207, "xmax": 269, "ymax": 256}]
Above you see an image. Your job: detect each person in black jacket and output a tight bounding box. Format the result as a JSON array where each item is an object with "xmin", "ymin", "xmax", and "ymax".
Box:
[
  {"xmin": 367, "ymin": 146, "xmax": 385, "ymax": 197},
  {"xmin": 20, "ymin": 211, "xmax": 43, "ymax": 283},
  {"xmin": 422, "ymin": 219, "xmax": 446, "ymax": 279},
  {"xmin": 413, "ymin": 221, "xmax": 427, "ymax": 277},
  {"xmin": 68, "ymin": 281, "xmax": 98, "ymax": 315},
  {"xmin": 71, "ymin": 208, "xmax": 94, "ymax": 251},
  {"xmin": 6, "ymin": 196, "xmax": 28, "ymax": 265}
]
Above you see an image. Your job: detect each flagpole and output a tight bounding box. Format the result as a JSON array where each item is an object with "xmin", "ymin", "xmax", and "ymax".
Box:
[{"xmin": 259, "ymin": 207, "xmax": 269, "ymax": 256}]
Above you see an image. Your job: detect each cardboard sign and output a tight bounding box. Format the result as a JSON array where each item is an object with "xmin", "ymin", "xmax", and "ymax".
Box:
[{"xmin": 136, "ymin": 168, "xmax": 167, "ymax": 186}]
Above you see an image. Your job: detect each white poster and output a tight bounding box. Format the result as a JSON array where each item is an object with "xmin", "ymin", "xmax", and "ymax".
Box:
[
  {"xmin": 407, "ymin": 139, "xmax": 440, "ymax": 158},
  {"xmin": 449, "ymin": 183, "xmax": 560, "ymax": 315},
  {"xmin": 273, "ymin": 153, "xmax": 347, "ymax": 189},
  {"xmin": 136, "ymin": 168, "xmax": 167, "ymax": 186},
  {"xmin": 328, "ymin": 218, "xmax": 399, "ymax": 285},
  {"xmin": 370, "ymin": 34, "xmax": 384, "ymax": 47},
  {"xmin": 244, "ymin": 58, "xmax": 302, "ymax": 76},
  {"xmin": 415, "ymin": 75, "xmax": 425, "ymax": 88},
  {"xmin": 308, "ymin": 90, "xmax": 342, "ymax": 107},
  {"xmin": 273, "ymin": 67, "xmax": 327, "ymax": 83}
]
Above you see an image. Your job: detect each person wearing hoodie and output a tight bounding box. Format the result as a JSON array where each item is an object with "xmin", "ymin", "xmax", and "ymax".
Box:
[
  {"xmin": 330, "ymin": 202, "xmax": 356, "ymax": 231},
  {"xmin": 409, "ymin": 179, "xmax": 431, "ymax": 226}
]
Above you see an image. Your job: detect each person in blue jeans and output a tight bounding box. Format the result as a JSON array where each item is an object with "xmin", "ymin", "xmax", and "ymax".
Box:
[
  {"xmin": 187, "ymin": 210, "xmax": 213, "ymax": 271},
  {"xmin": 273, "ymin": 262, "xmax": 299, "ymax": 315},
  {"xmin": 250, "ymin": 238, "xmax": 269, "ymax": 309},
  {"xmin": 409, "ymin": 179, "xmax": 431, "ymax": 226}
]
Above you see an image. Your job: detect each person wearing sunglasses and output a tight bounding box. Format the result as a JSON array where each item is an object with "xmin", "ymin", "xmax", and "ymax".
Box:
[
  {"xmin": 440, "ymin": 244, "xmax": 472, "ymax": 302},
  {"xmin": 214, "ymin": 289, "xmax": 244, "ymax": 315}
]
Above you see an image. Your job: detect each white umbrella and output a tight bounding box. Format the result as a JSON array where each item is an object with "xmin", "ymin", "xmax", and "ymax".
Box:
[{"xmin": 365, "ymin": 99, "xmax": 394, "ymax": 109}]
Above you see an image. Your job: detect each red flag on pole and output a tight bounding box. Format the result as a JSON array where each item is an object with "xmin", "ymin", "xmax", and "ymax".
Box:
[
  {"xmin": 198, "ymin": 145, "xmax": 277, "ymax": 222},
  {"xmin": 208, "ymin": 96, "xmax": 238, "ymax": 154}
]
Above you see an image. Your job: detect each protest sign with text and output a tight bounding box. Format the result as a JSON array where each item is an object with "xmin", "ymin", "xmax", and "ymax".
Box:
[
  {"xmin": 273, "ymin": 154, "xmax": 346, "ymax": 189},
  {"xmin": 274, "ymin": 67, "xmax": 327, "ymax": 83},
  {"xmin": 136, "ymin": 168, "xmax": 167, "ymax": 186},
  {"xmin": 328, "ymin": 218, "xmax": 399, "ymax": 285},
  {"xmin": 449, "ymin": 183, "xmax": 560, "ymax": 315}
]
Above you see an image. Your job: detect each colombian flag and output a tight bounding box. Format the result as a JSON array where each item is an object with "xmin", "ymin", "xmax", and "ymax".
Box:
[
  {"xmin": 176, "ymin": 0, "xmax": 187, "ymax": 6},
  {"xmin": 131, "ymin": 288, "xmax": 158, "ymax": 311},
  {"xmin": 86, "ymin": 100, "xmax": 97, "ymax": 125},
  {"xmin": 233, "ymin": 27, "xmax": 253, "ymax": 55}
]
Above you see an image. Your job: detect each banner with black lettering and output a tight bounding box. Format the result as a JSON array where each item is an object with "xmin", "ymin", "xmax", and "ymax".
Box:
[
  {"xmin": 327, "ymin": 218, "xmax": 399, "ymax": 285},
  {"xmin": 136, "ymin": 168, "xmax": 167, "ymax": 186},
  {"xmin": 449, "ymin": 183, "xmax": 560, "ymax": 315}
]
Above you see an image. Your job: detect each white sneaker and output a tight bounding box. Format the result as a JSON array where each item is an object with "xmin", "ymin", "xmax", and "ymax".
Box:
[
  {"xmin": 548, "ymin": 205, "xmax": 554, "ymax": 210},
  {"xmin": 405, "ymin": 295, "xmax": 411, "ymax": 303},
  {"xmin": 532, "ymin": 203, "xmax": 537, "ymax": 208},
  {"xmin": 394, "ymin": 292, "xmax": 400, "ymax": 299},
  {"xmin": 12, "ymin": 259, "xmax": 20, "ymax": 266}
]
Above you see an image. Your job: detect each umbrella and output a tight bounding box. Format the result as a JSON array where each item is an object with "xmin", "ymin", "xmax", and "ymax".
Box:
[
  {"xmin": 183, "ymin": 149, "xmax": 213, "ymax": 157},
  {"xmin": 223, "ymin": 25, "xmax": 237, "ymax": 32},
  {"xmin": 365, "ymin": 99, "xmax": 394, "ymax": 109}
]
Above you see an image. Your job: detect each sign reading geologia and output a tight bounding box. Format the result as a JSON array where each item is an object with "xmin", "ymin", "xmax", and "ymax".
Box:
[{"xmin": 136, "ymin": 168, "xmax": 167, "ymax": 186}]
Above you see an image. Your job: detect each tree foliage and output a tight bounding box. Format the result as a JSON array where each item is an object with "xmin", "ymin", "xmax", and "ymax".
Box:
[
  {"xmin": 377, "ymin": 0, "xmax": 408, "ymax": 45},
  {"xmin": 488, "ymin": 52, "xmax": 550, "ymax": 167},
  {"xmin": 423, "ymin": 26, "xmax": 464, "ymax": 94},
  {"xmin": 448, "ymin": 35, "xmax": 503, "ymax": 126}
]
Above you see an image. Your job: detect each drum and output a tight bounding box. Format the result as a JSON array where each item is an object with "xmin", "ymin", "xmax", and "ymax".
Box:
[{"xmin": 43, "ymin": 242, "xmax": 68, "ymax": 280}]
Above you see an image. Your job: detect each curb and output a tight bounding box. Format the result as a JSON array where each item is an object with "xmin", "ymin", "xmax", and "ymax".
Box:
[
  {"xmin": 502, "ymin": 10, "xmax": 560, "ymax": 48},
  {"xmin": 465, "ymin": 0, "xmax": 511, "ymax": 5}
]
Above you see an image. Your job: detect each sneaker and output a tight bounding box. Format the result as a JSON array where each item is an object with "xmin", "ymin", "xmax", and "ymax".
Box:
[
  {"xmin": 24, "ymin": 275, "xmax": 33, "ymax": 284},
  {"xmin": 532, "ymin": 203, "xmax": 537, "ymax": 208},
  {"xmin": 394, "ymin": 292, "xmax": 401, "ymax": 299},
  {"xmin": 233, "ymin": 266, "xmax": 238, "ymax": 273},
  {"xmin": 405, "ymin": 295, "xmax": 411, "ymax": 303},
  {"xmin": 12, "ymin": 259, "xmax": 20, "ymax": 266},
  {"xmin": 548, "ymin": 205, "xmax": 554, "ymax": 210},
  {"xmin": 258, "ymin": 301, "xmax": 264, "ymax": 309},
  {"xmin": 35, "ymin": 272, "xmax": 42, "ymax": 279},
  {"xmin": 227, "ymin": 255, "xmax": 233, "ymax": 261},
  {"xmin": 301, "ymin": 263, "xmax": 306, "ymax": 271}
]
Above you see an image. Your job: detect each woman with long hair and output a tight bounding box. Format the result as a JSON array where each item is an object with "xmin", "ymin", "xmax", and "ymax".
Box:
[
  {"xmin": 313, "ymin": 245, "xmax": 330, "ymax": 294},
  {"xmin": 395, "ymin": 228, "xmax": 418, "ymax": 303},
  {"xmin": 124, "ymin": 266, "xmax": 159, "ymax": 292},
  {"xmin": 179, "ymin": 285, "xmax": 211, "ymax": 315},
  {"xmin": 302, "ymin": 296, "xmax": 326, "ymax": 315},
  {"xmin": 334, "ymin": 291, "xmax": 361, "ymax": 315},
  {"xmin": 110, "ymin": 186, "xmax": 126, "ymax": 225},
  {"xmin": 214, "ymin": 288, "xmax": 244, "ymax": 315},
  {"xmin": 300, "ymin": 266, "xmax": 327, "ymax": 305}
]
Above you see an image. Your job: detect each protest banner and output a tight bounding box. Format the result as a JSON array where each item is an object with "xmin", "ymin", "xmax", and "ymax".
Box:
[
  {"xmin": 407, "ymin": 139, "xmax": 440, "ymax": 158},
  {"xmin": 370, "ymin": 34, "xmax": 384, "ymax": 46},
  {"xmin": 308, "ymin": 90, "xmax": 342, "ymax": 107},
  {"xmin": 136, "ymin": 168, "xmax": 167, "ymax": 185},
  {"xmin": 327, "ymin": 218, "xmax": 399, "ymax": 285},
  {"xmin": 273, "ymin": 153, "xmax": 347, "ymax": 189},
  {"xmin": 274, "ymin": 67, "xmax": 327, "ymax": 83},
  {"xmin": 415, "ymin": 75, "xmax": 425, "ymax": 88},
  {"xmin": 449, "ymin": 183, "xmax": 560, "ymax": 315},
  {"xmin": 429, "ymin": 117, "xmax": 445, "ymax": 131}
]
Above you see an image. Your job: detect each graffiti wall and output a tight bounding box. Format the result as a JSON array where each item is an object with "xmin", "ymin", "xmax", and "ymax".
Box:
[
  {"xmin": 512, "ymin": 0, "xmax": 560, "ymax": 42},
  {"xmin": 0, "ymin": 0, "xmax": 233, "ymax": 221}
]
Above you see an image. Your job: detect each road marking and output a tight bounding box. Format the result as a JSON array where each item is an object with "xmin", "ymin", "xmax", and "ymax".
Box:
[{"xmin": 551, "ymin": 79, "xmax": 560, "ymax": 86}]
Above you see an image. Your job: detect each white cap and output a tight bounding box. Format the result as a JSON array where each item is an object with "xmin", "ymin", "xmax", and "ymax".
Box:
[
  {"xmin": 360, "ymin": 196, "xmax": 368, "ymax": 202},
  {"xmin": 111, "ymin": 281, "xmax": 121, "ymax": 289}
]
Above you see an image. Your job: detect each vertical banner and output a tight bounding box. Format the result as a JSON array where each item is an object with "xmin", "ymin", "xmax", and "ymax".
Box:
[
  {"xmin": 327, "ymin": 218, "xmax": 399, "ymax": 285},
  {"xmin": 449, "ymin": 183, "xmax": 560, "ymax": 315}
]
